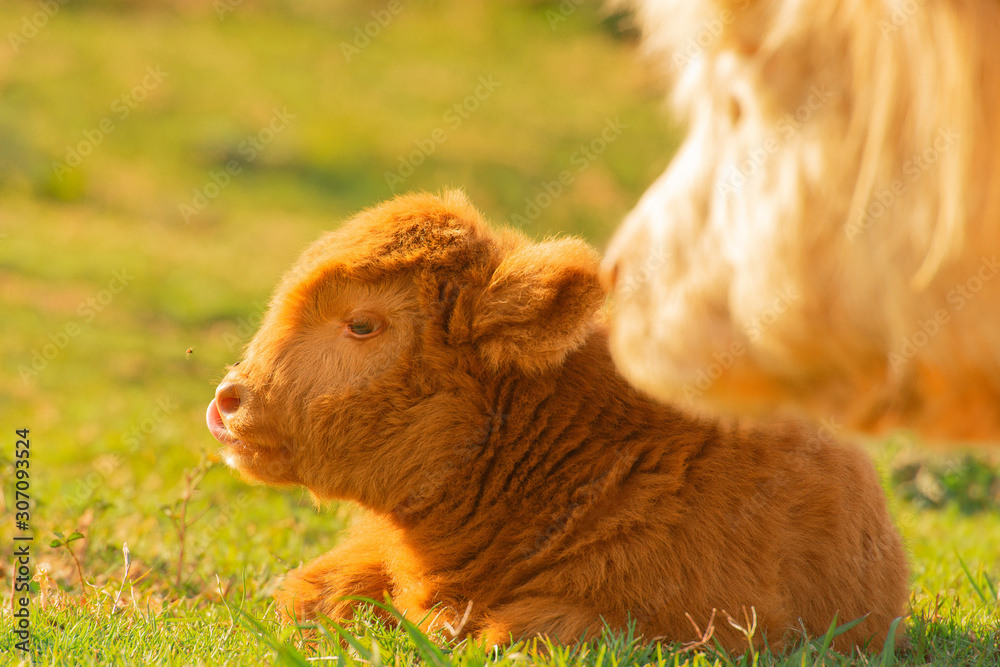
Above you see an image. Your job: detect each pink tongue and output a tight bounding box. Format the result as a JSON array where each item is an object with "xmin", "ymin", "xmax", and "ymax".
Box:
[{"xmin": 206, "ymin": 399, "xmax": 235, "ymax": 444}]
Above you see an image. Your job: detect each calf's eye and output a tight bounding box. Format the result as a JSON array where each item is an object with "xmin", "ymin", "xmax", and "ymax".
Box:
[{"xmin": 345, "ymin": 317, "xmax": 382, "ymax": 338}]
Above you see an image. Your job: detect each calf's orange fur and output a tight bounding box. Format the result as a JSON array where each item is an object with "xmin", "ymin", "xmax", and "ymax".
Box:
[{"xmin": 207, "ymin": 191, "xmax": 908, "ymax": 651}]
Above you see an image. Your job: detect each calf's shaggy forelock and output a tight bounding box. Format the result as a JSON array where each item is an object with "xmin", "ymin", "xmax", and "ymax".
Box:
[
  {"xmin": 604, "ymin": 0, "xmax": 1000, "ymax": 440},
  {"xmin": 207, "ymin": 191, "xmax": 907, "ymax": 651}
]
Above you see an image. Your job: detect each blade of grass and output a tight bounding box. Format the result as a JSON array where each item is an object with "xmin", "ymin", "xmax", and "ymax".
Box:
[
  {"xmin": 315, "ymin": 615, "xmax": 375, "ymax": 662},
  {"xmin": 878, "ymin": 616, "xmax": 903, "ymax": 667},
  {"xmin": 340, "ymin": 595, "xmax": 450, "ymax": 666},
  {"xmin": 237, "ymin": 608, "xmax": 311, "ymax": 667},
  {"xmin": 828, "ymin": 613, "xmax": 869, "ymax": 639},
  {"xmin": 812, "ymin": 614, "xmax": 840, "ymax": 663},
  {"xmin": 983, "ymin": 572, "xmax": 998, "ymax": 604},
  {"xmin": 957, "ymin": 552, "xmax": 989, "ymax": 605}
]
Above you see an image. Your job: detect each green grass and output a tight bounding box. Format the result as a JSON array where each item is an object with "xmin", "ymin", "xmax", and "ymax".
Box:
[{"xmin": 1, "ymin": 1, "xmax": 999, "ymax": 665}]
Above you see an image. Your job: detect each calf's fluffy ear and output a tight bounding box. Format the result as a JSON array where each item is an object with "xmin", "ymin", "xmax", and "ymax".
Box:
[{"xmin": 471, "ymin": 238, "xmax": 605, "ymax": 373}]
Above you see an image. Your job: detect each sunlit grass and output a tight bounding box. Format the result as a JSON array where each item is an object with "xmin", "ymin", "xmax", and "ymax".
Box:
[{"xmin": 1, "ymin": 1, "xmax": 998, "ymax": 665}]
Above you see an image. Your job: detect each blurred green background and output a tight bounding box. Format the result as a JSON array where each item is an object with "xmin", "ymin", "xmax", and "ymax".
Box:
[{"xmin": 0, "ymin": 0, "xmax": 997, "ymax": 661}]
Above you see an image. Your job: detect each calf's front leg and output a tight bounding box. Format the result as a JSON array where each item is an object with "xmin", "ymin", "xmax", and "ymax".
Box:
[
  {"xmin": 275, "ymin": 528, "xmax": 394, "ymax": 624},
  {"xmin": 475, "ymin": 597, "xmax": 617, "ymax": 647}
]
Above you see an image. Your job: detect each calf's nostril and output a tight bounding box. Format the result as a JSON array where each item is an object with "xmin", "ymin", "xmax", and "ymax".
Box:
[{"xmin": 215, "ymin": 381, "xmax": 242, "ymax": 416}]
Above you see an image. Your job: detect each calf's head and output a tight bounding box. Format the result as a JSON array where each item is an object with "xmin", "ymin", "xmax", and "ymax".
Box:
[{"xmin": 206, "ymin": 191, "xmax": 604, "ymax": 510}]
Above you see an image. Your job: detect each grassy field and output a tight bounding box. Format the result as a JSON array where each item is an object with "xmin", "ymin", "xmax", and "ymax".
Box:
[{"xmin": 1, "ymin": 1, "xmax": 998, "ymax": 664}]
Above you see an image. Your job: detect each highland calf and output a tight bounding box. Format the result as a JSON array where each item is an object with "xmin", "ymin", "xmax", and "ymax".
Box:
[
  {"xmin": 603, "ymin": 0, "xmax": 1000, "ymax": 441},
  {"xmin": 207, "ymin": 192, "xmax": 908, "ymax": 651}
]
